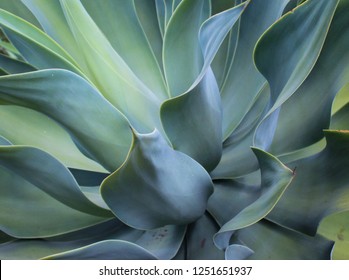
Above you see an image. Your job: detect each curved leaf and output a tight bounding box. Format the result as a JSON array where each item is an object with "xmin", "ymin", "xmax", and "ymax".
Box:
[
  {"xmin": 254, "ymin": 0, "xmax": 339, "ymax": 149},
  {"xmin": 135, "ymin": 225, "xmax": 186, "ymax": 260},
  {"xmin": 214, "ymin": 148, "xmax": 294, "ymax": 249},
  {"xmin": 161, "ymin": 3, "xmax": 245, "ymax": 171},
  {"xmin": 79, "ymin": 0, "xmax": 168, "ymax": 100},
  {"xmin": 58, "ymin": 0, "xmax": 161, "ymax": 133},
  {"xmin": 225, "ymin": 244, "xmax": 254, "ymax": 260},
  {"xmin": 0, "ymin": 219, "xmax": 123, "ymax": 259},
  {"xmin": 101, "ymin": 129, "xmax": 213, "ymax": 230},
  {"xmin": 318, "ymin": 211, "xmax": 349, "ymax": 260},
  {"xmin": 161, "ymin": 68, "xmax": 222, "ymax": 171},
  {"xmin": 0, "ymin": 166, "xmax": 109, "ymax": 238},
  {"xmin": 267, "ymin": 130, "xmax": 349, "ymax": 236},
  {"xmin": 186, "ymin": 213, "xmax": 224, "ymax": 260},
  {"xmin": 43, "ymin": 240, "xmax": 157, "ymax": 260},
  {"xmin": 0, "ymin": 8, "xmax": 82, "ymax": 73},
  {"xmin": 0, "ymin": 105, "xmax": 105, "ymax": 172},
  {"xmin": 268, "ymin": 0, "xmax": 349, "ymax": 155},
  {"xmin": 0, "ymin": 53, "xmax": 36, "ymax": 74},
  {"xmin": 220, "ymin": 0, "xmax": 289, "ymax": 139},
  {"xmin": 0, "ymin": 69, "xmax": 132, "ymax": 172},
  {"xmin": 133, "ymin": 0, "xmax": 164, "ymax": 72},
  {"xmin": 233, "ymin": 220, "xmax": 334, "ymax": 260},
  {"xmin": 163, "ymin": 0, "xmax": 210, "ymax": 97},
  {"xmin": 0, "ymin": 145, "xmax": 111, "ymax": 217},
  {"xmin": 211, "ymin": 84, "xmax": 269, "ymax": 178}
]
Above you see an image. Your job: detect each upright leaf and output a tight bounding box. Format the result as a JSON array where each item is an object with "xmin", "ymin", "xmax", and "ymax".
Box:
[{"xmin": 254, "ymin": 0, "xmax": 339, "ymax": 149}]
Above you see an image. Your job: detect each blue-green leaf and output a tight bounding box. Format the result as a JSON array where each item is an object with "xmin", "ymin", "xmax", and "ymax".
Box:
[
  {"xmin": 101, "ymin": 129, "xmax": 213, "ymax": 230},
  {"xmin": 233, "ymin": 220, "xmax": 334, "ymax": 260},
  {"xmin": 220, "ymin": 0, "xmax": 289, "ymax": 139},
  {"xmin": 43, "ymin": 240, "xmax": 157, "ymax": 260},
  {"xmin": 214, "ymin": 148, "xmax": 294, "ymax": 249},
  {"xmin": 161, "ymin": 68, "xmax": 222, "ymax": 171},
  {"xmin": 254, "ymin": 0, "xmax": 339, "ymax": 149},
  {"xmin": 267, "ymin": 130, "xmax": 349, "ymax": 236}
]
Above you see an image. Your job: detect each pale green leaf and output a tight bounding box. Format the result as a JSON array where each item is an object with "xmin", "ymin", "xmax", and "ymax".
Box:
[
  {"xmin": 0, "ymin": 69, "xmax": 132, "ymax": 172},
  {"xmin": 0, "ymin": 145, "xmax": 111, "ymax": 217},
  {"xmin": 133, "ymin": 0, "xmax": 164, "ymax": 72},
  {"xmin": 58, "ymin": 0, "xmax": 161, "ymax": 133},
  {"xmin": 80, "ymin": 0, "xmax": 168, "ymax": 100},
  {"xmin": 318, "ymin": 211, "xmax": 349, "ymax": 260},
  {"xmin": 0, "ymin": 166, "xmax": 109, "ymax": 238},
  {"xmin": 0, "ymin": 105, "xmax": 105, "ymax": 172},
  {"xmin": 0, "ymin": 8, "xmax": 82, "ymax": 73},
  {"xmin": 163, "ymin": 0, "xmax": 210, "ymax": 97}
]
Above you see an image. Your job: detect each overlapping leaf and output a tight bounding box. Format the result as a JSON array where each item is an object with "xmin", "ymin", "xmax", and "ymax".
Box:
[
  {"xmin": 0, "ymin": 69, "xmax": 132, "ymax": 172},
  {"xmin": 101, "ymin": 129, "xmax": 213, "ymax": 230}
]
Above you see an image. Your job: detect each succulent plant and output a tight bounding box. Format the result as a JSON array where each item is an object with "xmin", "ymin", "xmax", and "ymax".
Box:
[{"xmin": 0, "ymin": 0, "xmax": 349, "ymax": 260}]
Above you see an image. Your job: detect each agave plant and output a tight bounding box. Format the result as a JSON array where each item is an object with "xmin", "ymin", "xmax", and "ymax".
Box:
[{"xmin": 0, "ymin": 0, "xmax": 348, "ymax": 260}]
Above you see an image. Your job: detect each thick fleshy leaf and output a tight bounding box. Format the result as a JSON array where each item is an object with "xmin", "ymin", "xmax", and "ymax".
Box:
[
  {"xmin": 0, "ymin": 53, "xmax": 36, "ymax": 74},
  {"xmin": 161, "ymin": 3, "xmax": 245, "ymax": 171},
  {"xmin": 135, "ymin": 225, "xmax": 186, "ymax": 260},
  {"xmin": 101, "ymin": 129, "xmax": 213, "ymax": 230},
  {"xmin": 0, "ymin": 145, "xmax": 111, "ymax": 217},
  {"xmin": 0, "ymin": 219, "xmax": 184, "ymax": 260},
  {"xmin": 43, "ymin": 240, "xmax": 157, "ymax": 260},
  {"xmin": 0, "ymin": 8, "xmax": 82, "ymax": 73},
  {"xmin": 21, "ymin": 0, "xmax": 89, "ymax": 71},
  {"xmin": 214, "ymin": 148, "xmax": 294, "ymax": 249},
  {"xmin": 186, "ymin": 213, "xmax": 225, "ymax": 260},
  {"xmin": 0, "ymin": 166, "xmax": 109, "ymax": 238},
  {"xmin": 163, "ymin": 0, "xmax": 210, "ymax": 97},
  {"xmin": 269, "ymin": 0, "xmax": 349, "ymax": 155},
  {"xmin": 225, "ymin": 244, "xmax": 254, "ymax": 260},
  {"xmin": 267, "ymin": 131, "xmax": 349, "ymax": 236},
  {"xmin": 161, "ymin": 68, "xmax": 222, "ymax": 171},
  {"xmin": 233, "ymin": 220, "xmax": 334, "ymax": 260},
  {"xmin": 0, "ymin": 69, "xmax": 132, "ymax": 172},
  {"xmin": 78, "ymin": 0, "xmax": 168, "ymax": 100},
  {"xmin": 0, "ymin": 0, "xmax": 40, "ymax": 28},
  {"xmin": 220, "ymin": 0, "xmax": 289, "ymax": 139},
  {"xmin": 331, "ymin": 103, "xmax": 349, "ymax": 129},
  {"xmin": 318, "ymin": 211, "xmax": 349, "ymax": 260},
  {"xmin": 0, "ymin": 105, "xmax": 105, "ymax": 172},
  {"xmin": 254, "ymin": 0, "xmax": 339, "ymax": 149},
  {"xmin": 133, "ymin": 0, "xmax": 164, "ymax": 72},
  {"xmin": 211, "ymin": 84, "xmax": 269, "ymax": 178},
  {"xmin": 0, "ymin": 135, "xmax": 11, "ymax": 145},
  {"xmin": 0, "ymin": 219, "xmax": 123, "ymax": 259},
  {"xmin": 208, "ymin": 180, "xmax": 261, "ymax": 226},
  {"xmin": 57, "ymin": 0, "xmax": 161, "ymax": 133}
]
